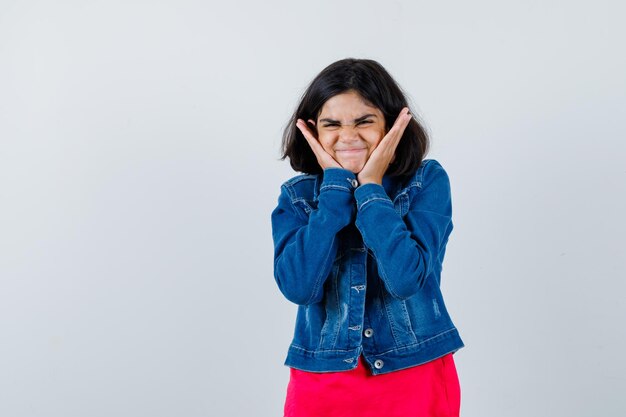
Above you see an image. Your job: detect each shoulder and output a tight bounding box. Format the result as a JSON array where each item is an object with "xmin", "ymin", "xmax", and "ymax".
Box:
[
  {"xmin": 404, "ymin": 158, "xmax": 453, "ymax": 214},
  {"xmin": 402, "ymin": 159, "xmax": 450, "ymax": 192},
  {"xmin": 281, "ymin": 173, "xmax": 317, "ymax": 187},
  {"xmin": 279, "ymin": 172, "xmax": 318, "ymax": 201}
]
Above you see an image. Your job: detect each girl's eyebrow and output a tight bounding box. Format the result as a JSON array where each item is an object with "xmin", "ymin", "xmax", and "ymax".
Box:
[{"xmin": 319, "ymin": 114, "xmax": 378, "ymax": 123}]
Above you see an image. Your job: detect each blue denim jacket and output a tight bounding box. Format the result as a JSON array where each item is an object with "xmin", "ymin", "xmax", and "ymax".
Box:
[{"xmin": 270, "ymin": 159, "xmax": 465, "ymax": 375}]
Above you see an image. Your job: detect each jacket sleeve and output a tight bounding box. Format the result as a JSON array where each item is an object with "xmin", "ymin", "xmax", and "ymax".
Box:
[
  {"xmin": 354, "ymin": 160, "xmax": 454, "ymax": 300},
  {"xmin": 271, "ymin": 167, "xmax": 357, "ymax": 305}
]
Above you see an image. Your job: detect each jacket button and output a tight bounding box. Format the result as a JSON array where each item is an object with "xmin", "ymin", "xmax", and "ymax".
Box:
[
  {"xmin": 364, "ymin": 328, "xmax": 374, "ymax": 338},
  {"xmin": 374, "ymin": 359, "xmax": 384, "ymax": 369},
  {"xmin": 350, "ymin": 178, "xmax": 359, "ymax": 188}
]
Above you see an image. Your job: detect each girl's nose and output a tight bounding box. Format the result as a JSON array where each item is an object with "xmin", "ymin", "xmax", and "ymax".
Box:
[{"xmin": 338, "ymin": 124, "xmax": 359, "ymax": 139}]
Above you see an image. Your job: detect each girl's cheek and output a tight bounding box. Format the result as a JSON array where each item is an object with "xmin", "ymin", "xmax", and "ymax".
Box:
[{"xmin": 320, "ymin": 141, "xmax": 333, "ymax": 154}]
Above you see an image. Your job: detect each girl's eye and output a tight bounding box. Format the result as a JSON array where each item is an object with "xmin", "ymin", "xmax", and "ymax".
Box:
[{"xmin": 322, "ymin": 121, "xmax": 372, "ymax": 128}]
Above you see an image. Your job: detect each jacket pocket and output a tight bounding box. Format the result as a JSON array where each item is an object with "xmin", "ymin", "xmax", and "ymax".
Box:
[
  {"xmin": 380, "ymin": 285, "xmax": 418, "ymax": 346},
  {"xmin": 317, "ymin": 260, "xmax": 341, "ymax": 350}
]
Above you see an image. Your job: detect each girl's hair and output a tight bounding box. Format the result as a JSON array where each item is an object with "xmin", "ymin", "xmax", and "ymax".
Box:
[{"xmin": 279, "ymin": 58, "xmax": 430, "ymax": 177}]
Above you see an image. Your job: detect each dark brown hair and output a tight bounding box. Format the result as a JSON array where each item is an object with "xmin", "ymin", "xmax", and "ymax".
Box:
[{"xmin": 278, "ymin": 58, "xmax": 430, "ymax": 177}]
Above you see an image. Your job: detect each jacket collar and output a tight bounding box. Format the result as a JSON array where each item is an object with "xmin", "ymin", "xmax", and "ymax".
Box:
[{"xmin": 313, "ymin": 172, "xmax": 400, "ymax": 202}]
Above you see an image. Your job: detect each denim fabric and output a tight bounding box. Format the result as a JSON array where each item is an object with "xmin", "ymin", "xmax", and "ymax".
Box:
[{"xmin": 270, "ymin": 159, "xmax": 465, "ymax": 375}]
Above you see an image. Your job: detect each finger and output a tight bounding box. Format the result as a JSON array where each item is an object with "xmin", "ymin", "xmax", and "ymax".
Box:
[
  {"xmin": 296, "ymin": 119, "xmax": 318, "ymax": 145},
  {"xmin": 362, "ymin": 109, "xmax": 411, "ymax": 172},
  {"xmin": 384, "ymin": 108, "xmax": 412, "ymax": 146},
  {"xmin": 296, "ymin": 119, "xmax": 325, "ymax": 156},
  {"xmin": 296, "ymin": 119, "xmax": 343, "ymax": 169},
  {"xmin": 373, "ymin": 112, "xmax": 410, "ymax": 163},
  {"xmin": 391, "ymin": 107, "xmax": 411, "ymax": 133}
]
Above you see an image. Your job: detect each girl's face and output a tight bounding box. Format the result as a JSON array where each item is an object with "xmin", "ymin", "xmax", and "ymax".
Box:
[{"xmin": 311, "ymin": 90, "xmax": 387, "ymax": 174}]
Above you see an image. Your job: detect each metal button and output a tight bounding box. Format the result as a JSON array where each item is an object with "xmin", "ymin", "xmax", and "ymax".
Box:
[
  {"xmin": 374, "ymin": 359, "xmax": 384, "ymax": 369},
  {"xmin": 350, "ymin": 178, "xmax": 358, "ymax": 188},
  {"xmin": 364, "ymin": 328, "xmax": 374, "ymax": 338}
]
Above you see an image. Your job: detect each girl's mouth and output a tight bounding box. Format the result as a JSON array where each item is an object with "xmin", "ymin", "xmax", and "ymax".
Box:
[{"xmin": 336, "ymin": 148, "xmax": 366, "ymax": 153}]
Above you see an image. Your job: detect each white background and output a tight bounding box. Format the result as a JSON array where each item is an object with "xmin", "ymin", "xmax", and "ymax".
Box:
[{"xmin": 1, "ymin": 1, "xmax": 624, "ymax": 416}]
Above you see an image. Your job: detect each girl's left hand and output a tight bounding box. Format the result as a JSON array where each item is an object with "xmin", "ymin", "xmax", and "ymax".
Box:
[{"xmin": 357, "ymin": 107, "xmax": 412, "ymax": 185}]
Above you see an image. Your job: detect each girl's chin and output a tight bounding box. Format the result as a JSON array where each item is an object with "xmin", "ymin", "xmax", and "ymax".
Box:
[
  {"xmin": 339, "ymin": 162, "xmax": 364, "ymax": 174},
  {"xmin": 337, "ymin": 158, "xmax": 366, "ymax": 174}
]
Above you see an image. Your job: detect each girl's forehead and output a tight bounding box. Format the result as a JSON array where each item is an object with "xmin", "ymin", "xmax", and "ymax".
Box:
[{"xmin": 319, "ymin": 94, "xmax": 382, "ymax": 118}]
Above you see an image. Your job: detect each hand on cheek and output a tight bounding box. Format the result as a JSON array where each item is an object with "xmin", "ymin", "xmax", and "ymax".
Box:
[
  {"xmin": 357, "ymin": 108, "xmax": 411, "ymax": 185},
  {"xmin": 296, "ymin": 118, "xmax": 343, "ymax": 170}
]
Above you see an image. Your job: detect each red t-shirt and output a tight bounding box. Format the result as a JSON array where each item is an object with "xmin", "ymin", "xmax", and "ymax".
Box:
[{"xmin": 283, "ymin": 352, "xmax": 460, "ymax": 417}]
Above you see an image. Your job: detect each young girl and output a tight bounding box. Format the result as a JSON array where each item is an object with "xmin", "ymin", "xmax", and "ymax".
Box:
[{"xmin": 271, "ymin": 58, "xmax": 465, "ymax": 417}]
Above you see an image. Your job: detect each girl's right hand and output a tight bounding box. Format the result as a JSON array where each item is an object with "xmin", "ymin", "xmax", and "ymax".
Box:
[{"xmin": 296, "ymin": 118, "xmax": 343, "ymax": 170}]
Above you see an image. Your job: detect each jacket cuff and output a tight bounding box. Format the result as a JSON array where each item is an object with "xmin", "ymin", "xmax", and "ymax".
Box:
[
  {"xmin": 320, "ymin": 167, "xmax": 359, "ymax": 193},
  {"xmin": 354, "ymin": 183, "xmax": 393, "ymax": 211}
]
